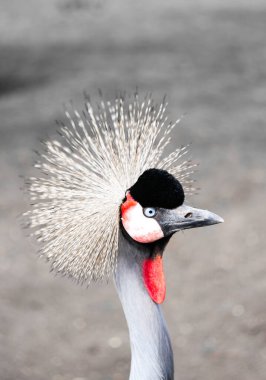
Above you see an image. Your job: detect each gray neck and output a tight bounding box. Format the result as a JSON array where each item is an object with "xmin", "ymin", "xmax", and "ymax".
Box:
[{"xmin": 115, "ymin": 232, "xmax": 174, "ymax": 380}]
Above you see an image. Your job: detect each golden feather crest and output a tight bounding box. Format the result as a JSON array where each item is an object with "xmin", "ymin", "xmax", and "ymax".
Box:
[{"xmin": 24, "ymin": 94, "xmax": 196, "ymax": 284}]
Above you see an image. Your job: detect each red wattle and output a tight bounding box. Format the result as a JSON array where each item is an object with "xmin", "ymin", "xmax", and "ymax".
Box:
[{"xmin": 143, "ymin": 255, "xmax": 166, "ymax": 304}]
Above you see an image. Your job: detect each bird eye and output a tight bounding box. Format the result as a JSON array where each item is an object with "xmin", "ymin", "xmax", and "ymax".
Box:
[{"xmin": 143, "ymin": 207, "xmax": 157, "ymax": 218}]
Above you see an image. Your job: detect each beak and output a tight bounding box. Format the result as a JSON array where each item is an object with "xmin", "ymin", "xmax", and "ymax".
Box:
[{"xmin": 162, "ymin": 204, "xmax": 224, "ymax": 234}]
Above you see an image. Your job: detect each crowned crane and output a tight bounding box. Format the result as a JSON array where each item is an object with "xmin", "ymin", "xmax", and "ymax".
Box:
[{"xmin": 25, "ymin": 94, "xmax": 223, "ymax": 380}]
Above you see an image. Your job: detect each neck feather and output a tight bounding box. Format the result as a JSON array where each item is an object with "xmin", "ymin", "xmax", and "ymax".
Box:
[{"xmin": 115, "ymin": 232, "xmax": 174, "ymax": 380}]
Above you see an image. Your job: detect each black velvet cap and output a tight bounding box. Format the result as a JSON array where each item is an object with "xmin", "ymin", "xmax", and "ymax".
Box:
[{"xmin": 129, "ymin": 168, "xmax": 184, "ymax": 209}]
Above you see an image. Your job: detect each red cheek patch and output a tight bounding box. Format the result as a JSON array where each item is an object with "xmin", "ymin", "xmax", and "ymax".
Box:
[
  {"xmin": 121, "ymin": 192, "xmax": 164, "ymax": 243},
  {"xmin": 143, "ymin": 255, "xmax": 166, "ymax": 304},
  {"xmin": 121, "ymin": 192, "xmax": 137, "ymax": 216}
]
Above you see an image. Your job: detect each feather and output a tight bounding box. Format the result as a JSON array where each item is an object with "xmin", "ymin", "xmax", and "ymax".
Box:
[{"xmin": 23, "ymin": 93, "xmax": 195, "ymax": 284}]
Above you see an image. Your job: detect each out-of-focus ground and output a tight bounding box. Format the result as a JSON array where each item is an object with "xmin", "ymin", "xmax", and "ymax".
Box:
[{"xmin": 0, "ymin": 0, "xmax": 266, "ymax": 379}]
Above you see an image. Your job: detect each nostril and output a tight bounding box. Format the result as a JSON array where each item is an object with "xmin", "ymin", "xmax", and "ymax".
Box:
[{"xmin": 184, "ymin": 212, "xmax": 193, "ymax": 218}]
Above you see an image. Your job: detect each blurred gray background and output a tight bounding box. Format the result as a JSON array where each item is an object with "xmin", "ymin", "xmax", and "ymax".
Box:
[{"xmin": 1, "ymin": 0, "xmax": 266, "ymax": 379}]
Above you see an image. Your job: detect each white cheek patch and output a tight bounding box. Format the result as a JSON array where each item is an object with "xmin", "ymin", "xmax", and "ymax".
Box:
[{"xmin": 121, "ymin": 203, "xmax": 164, "ymax": 243}]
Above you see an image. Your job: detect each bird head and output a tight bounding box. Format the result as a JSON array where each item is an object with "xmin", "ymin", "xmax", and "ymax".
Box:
[
  {"xmin": 120, "ymin": 168, "xmax": 223, "ymax": 304},
  {"xmin": 24, "ymin": 94, "xmax": 223, "ymax": 298},
  {"xmin": 121, "ymin": 168, "xmax": 223, "ymax": 243}
]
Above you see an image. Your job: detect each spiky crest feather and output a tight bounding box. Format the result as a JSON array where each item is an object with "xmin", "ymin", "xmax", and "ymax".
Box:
[{"xmin": 24, "ymin": 94, "xmax": 196, "ymax": 284}]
